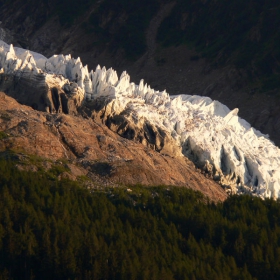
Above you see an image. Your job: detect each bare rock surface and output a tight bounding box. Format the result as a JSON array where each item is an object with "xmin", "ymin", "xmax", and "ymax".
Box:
[{"xmin": 0, "ymin": 92, "xmax": 227, "ymax": 201}]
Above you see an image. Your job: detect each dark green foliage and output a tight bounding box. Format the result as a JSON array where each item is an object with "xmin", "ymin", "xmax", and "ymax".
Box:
[
  {"xmin": 48, "ymin": 164, "xmax": 70, "ymax": 176},
  {"xmin": 54, "ymin": 0, "xmax": 98, "ymax": 26},
  {"xmin": 91, "ymin": 162, "xmax": 112, "ymax": 176},
  {"xmin": 45, "ymin": 0, "xmax": 158, "ymax": 59},
  {"xmin": 157, "ymin": 0, "xmax": 280, "ymax": 92},
  {"xmin": 86, "ymin": 0, "xmax": 158, "ymax": 59},
  {"xmin": 1, "ymin": 159, "xmax": 280, "ymax": 279},
  {"xmin": 0, "ymin": 131, "xmax": 8, "ymax": 140}
]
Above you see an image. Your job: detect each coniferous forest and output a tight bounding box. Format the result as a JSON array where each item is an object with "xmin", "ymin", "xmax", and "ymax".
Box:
[{"xmin": 1, "ymin": 159, "xmax": 280, "ymax": 279}]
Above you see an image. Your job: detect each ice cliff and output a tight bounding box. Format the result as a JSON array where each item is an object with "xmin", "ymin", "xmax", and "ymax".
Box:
[{"xmin": 0, "ymin": 39, "xmax": 280, "ymax": 198}]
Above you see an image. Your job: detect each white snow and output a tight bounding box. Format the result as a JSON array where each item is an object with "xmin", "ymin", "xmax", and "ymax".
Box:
[{"xmin": 1, "ymin": 39, "xmax": 280, "ymax": 198}]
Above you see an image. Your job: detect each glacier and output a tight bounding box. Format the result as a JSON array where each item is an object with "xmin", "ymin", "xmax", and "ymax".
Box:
[{"xmin": 0, "ymin": 39, "xmax": 280, "ymax": 198}]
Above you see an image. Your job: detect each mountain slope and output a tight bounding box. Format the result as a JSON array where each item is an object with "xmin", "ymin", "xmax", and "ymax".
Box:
[
  {"xmin": 0, "ymin": 91, "xmax": 227, "ymax": 201},
  {"xmin": 1, "ymin": 40, "xmax": 280, "ymax": 199},
  {"xmin": 2, "ymin": 162, "xmax": 279, "ymax": 279}
]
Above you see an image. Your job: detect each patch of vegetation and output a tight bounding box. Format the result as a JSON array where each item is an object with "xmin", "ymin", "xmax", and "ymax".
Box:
[
  {"xmin": 86, "ymin": 0, "xmax": 158, "ymax": 60},
  {"xmin": 56, "ymin": 158, "xmax": 69, "ymax": 165},
  {"xmin": 54, "ymin": 0, "xmax": 98, "ymax": 26},
  {"xmin": 0, "ymin": 131, "xmax": 8, "ymax": 140},
  {"xmin": 157, "ymin": 0, "xmax": 280, "ymax": 93},
  {"xmin": 0, "ymin": 159, "xmax": 280, "ymax": 279},
  {"xmin": 77, "ymin": 175, "xmax": 90, "ymax": 182},
  {"xmin": 19, "ymin": 0, "xmax": 158, "ymax": 59},
  {"xmin": 24, "ymin": 153, "xmax": 46, "ymax": 164},
  {"xmin": 91, "ymin": 161, "xmax": 112, "ymax": 176},
  {"xmin": 48, "ymin": 164, "xmax": 70, "ymax": 177},
  {"xmin": 0, "ymin": 150, "xmax": 70, "ymax": 180}
]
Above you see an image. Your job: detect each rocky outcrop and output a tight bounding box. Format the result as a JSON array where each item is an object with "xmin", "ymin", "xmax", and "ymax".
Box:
[
  {"xmin": 0, "ymin": 41, "xmax": 84, "ymax": 114},
  {"xmin": 0, "ymin": 92, "xmax": 227, "ymax": 201},
  {"xmin": 82, "ymin": 96, "xmax": 181, "ymax": 157},
  {"xmin": 0, "ymin": 72, "xmax": 82, "ymax": 114}
]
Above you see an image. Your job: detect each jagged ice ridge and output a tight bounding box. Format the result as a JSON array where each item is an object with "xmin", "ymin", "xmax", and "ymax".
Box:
[{"xmin": 0, "ymin": 39, "xmax": 280, "ymax": 198}]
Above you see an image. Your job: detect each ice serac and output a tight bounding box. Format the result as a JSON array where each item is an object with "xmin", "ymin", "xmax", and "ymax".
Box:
[
  {"xmin": 66, "ymin": 65, "xmax": 280, "ymax": 199},
  {"xmin": 0, "ymin": 40, "xmax": 84, "ymax": 114},
  {"xmin": 0, "ymin": 40, "xmax": 280, "ymax": 199}
]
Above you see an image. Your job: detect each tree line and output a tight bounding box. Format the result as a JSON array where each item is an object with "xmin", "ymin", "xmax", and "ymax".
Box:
[{"xmin": 0, "ymin": 158, "xmax": 280, "ymax": 279}]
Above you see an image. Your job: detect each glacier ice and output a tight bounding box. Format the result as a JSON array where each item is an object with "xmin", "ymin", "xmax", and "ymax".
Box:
[{"xmin": 1, "ymin": 39, "xmax": 280, "ymax": 198}]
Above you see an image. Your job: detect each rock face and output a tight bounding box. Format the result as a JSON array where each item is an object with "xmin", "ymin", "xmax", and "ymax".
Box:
[
  {"xmin": 0, "ymin": 92, "xmax": 227, "ymax": 201},
  {"xmin": 1, "ymin": 40, "xmax": 280, "ymax": 199},
  {"xmin": 0, "ymin": 40, "xmax": 84, "ymax": 114},
  {"xmin": 83, "ymin": 97, "xmax": 181, "ymax": 157}
]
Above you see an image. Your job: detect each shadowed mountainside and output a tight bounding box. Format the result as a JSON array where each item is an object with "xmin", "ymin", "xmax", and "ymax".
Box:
[{"xmin": 1, "ymin": 0, "xmax": 280, "ymax": 145}]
